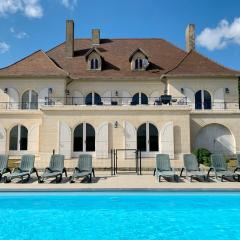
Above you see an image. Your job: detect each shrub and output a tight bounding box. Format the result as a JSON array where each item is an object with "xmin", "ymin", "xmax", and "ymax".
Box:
[{"xmin": 192, "ymin": 148, "xmax": 211, "ymax": 167}]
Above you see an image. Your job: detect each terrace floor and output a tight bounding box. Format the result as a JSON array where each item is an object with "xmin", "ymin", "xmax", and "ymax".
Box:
[{"xmin": 0, "ymin": 171, "xmax": 240, "ymax": 191}]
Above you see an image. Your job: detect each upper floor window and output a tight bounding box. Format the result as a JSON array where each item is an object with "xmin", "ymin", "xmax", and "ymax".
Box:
[
  {"xmin": 195, "ymin": 90, "xmax": 212, "ymax": 110},
  {"xmin": 131, "ymin": 92, "xmax": 148, "ymax": 105},
  {"xmin": 85, "ymin": 92, "xmax": 102, "ymax": 105},
  {"xmin": 90, "ymin": 58, "xmax": 99, "ymax": 70},
  {"xmin": 22, "ymin": 90, "xmax": 38, "ymax": 109},
  {"xmin": 135, "ymin": 58, "xmax": 143, "ymax": 70}
]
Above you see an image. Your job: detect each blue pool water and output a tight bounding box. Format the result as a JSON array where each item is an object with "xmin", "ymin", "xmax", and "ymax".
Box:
[{"xmin": 0, "ymin": 192, "xmax": 240, "ymax": 240}]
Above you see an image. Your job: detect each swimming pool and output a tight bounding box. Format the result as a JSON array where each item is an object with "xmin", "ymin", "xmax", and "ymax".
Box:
[{"xmin": 0, "ymin": 191, "xmax": 239, "ymax": 240}]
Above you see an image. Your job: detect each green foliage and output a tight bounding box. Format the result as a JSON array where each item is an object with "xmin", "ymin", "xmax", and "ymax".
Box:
[{"xmin": 192, "ymin": 148, "xmax": 211, "ymax": 167}]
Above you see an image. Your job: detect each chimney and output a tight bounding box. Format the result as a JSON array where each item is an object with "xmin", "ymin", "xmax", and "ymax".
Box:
[
  {"xmin": 185, "ymin": 24, "xmax": 195, "ymax": 52},
  {"xmin": 92, "ymin": 29, "xmax": 100, "ymax": 45},
  {"xmin": 65, "ymin": 20, "xmax": 74, "ymax": 57}
]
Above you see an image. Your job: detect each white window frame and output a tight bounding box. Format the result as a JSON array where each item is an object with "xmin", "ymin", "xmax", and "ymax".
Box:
[
  {"xmin": 9, "ymin": 125, "xmax": 28, "ymax": 155},
  {"xmin": 22, "ymin": 90, "xmax": 38, "ymax": 109},
  {"xmin": 73, "ymin": 123, "xmax": 96, "ymax": 157}
]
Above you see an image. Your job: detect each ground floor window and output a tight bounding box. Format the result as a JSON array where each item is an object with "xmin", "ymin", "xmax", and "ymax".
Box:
[
  {"xmin": 9, "ymin": 125, "xmax": 28, "ymax": 151},
  {"xmin": 137, "ymin": 123, "xmax": 158, "ymax": 152},
  {"xmin": 73, "ymin": 123, "xmax": 95, "ymax": 152}
]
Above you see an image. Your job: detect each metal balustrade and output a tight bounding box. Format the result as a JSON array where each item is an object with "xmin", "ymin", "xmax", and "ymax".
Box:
[{"xmin": 0, "ymin": 97, "xmax": 239, "ymax": 110}]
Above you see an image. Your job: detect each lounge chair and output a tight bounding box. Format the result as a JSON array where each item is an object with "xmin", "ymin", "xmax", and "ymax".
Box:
[
  {"xmin": 38, "ymin": 154, "xmax": 67, "ymax": 183},
  {"xmin": 234, "ymin": 154, "xmax": 240, "ymax": 181},
  {"xmin": 4, "ymin": 155, "xmax": 38, "ymax": 183},
  {"xmin": 155, "ymin": 154, "xmax": 178, "ymax": 182},
  {"xmin": 69, "ymin": 154, "xmax": 95, "ymax": 183},
  {"xmin": 208, "ymin": 154, "xmax": 237, "ymax": 182},
  {"xmin": 182, "ymin": 154, "xmax": 208, "ymax": 182},
  {"xmin": 0, "ymin": 155, "xmax": 11, "ymax": 181}
]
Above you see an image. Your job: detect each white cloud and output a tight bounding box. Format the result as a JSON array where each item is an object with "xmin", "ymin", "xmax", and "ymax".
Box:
[
  {"xmin": 0, "ymin": 0, "xmax": 43, "ymax": 18},
  {"xmin": 61, "ymin": 0, "xmax": 77, "ymax": 9},
  {"xmin": 197, "ymin": 17, "xmax": 240, "ymax": 51},
  {"xmin": 0, "ymin": 42, "xmax": 10, "ymax": 54},
  {"xmin": 10, "ymin": 27, "xmax": 29, "ymax": 39}
]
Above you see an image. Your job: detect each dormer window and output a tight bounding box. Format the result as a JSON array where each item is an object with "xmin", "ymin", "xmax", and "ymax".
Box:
[
  {"xmin": 129, "ymin": 48, "xmax": 149, "ymax": 71},
  {"xmin": 135, "ymin": 58, "xmax": 143, "ymax": 70},
  {"xmin": 85, "ymin": 47, "xmax": 103, "ymax": 71},
  {"xmin": 90, "ymin": 58, "xmax": 99, "ymax": 70}
]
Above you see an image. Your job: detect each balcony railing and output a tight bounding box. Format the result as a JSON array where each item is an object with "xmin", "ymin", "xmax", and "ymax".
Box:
[{"xmin": 0, "ymin": 97, "xmax": 239, "ymax": 110}]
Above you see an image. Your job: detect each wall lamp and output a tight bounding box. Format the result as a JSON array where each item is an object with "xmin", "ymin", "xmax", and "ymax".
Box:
[
  {"xmin": 181, "ymin": 88, "xmax": 184, "ymax": 94},
  {"xmin": 4, "ymin": 88, "xmax": 8, "ymax": 94},
  {"xmin": 225, "ymin": 88, "xmax": 230, "ymax": 94},
  {"xmin": 48, "ymin": 88, "xmax": 53, "ymax": 94},
  {"xmin": 114, "ymin": 121, "xmax": 118, "ymax": 128}
]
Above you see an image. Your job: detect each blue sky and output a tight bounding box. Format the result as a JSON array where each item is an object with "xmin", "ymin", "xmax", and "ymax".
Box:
[{"xmin": 0, "ymin": 0, "xmax": 240, "ymax": 70}]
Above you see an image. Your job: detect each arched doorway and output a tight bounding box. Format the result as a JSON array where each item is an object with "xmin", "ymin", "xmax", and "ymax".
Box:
[{"xmin": 194, "ymin": 123, "xmax": 235, "ymax": 155}]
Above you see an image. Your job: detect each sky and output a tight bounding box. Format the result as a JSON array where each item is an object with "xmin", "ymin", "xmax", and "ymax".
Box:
[{"xmin": 0, "ymin": 0, "xmax": 240, "ymax": 70}]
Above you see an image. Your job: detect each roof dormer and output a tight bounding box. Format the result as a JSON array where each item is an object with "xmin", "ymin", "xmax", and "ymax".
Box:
[
  {"xmin": 129, "ymin": 48, "xmax": 149, "ymax": 71},
  {"xmin": 85, "ymin": 48, "xmax": 103, "ymax": 71}
]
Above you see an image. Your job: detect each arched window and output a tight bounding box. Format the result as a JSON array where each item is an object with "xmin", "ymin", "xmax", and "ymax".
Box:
[
  {"xmin": 85, "ymin": 92, "xmax": 102, "ymax": 105},
  {"xmin": 90, "ymin": 58, "xmax": 99, "ymax": 70},
  {"xmin": 195, "ymin": 90, "xmax": 211, "ymax": 110},
  {"xmin": 22, "ymin": 90, "xmax": 38, "ymax": 109},
  {"xmin": 137, "ymin": 123, "xmax": 158, "ymax": 152},
  {"xmin": 131, "ymin": 93, "xmax": 148, "ymax": 105},
  {"xmin": 135, "ymin": 58, "xmax": 143, "ymax": 69},
  {"xmin": 73, "ymin": 123, "xmax": 95, "ymax": 152},
  {"xmin": 9, "ymin": 125, "xmax": 28, "ymax": 151}
]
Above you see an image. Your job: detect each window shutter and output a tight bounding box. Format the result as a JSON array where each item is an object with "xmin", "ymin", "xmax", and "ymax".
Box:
[
  {"xmin": 28, "ymin": 124, "xmax": 39, "ymax": 154},
  {"xmin": 213, "ymin": 88, "xmax": 224, "ymax": 109},
  {"xmin": 39, "ymin": 88, "xmax": 49, "ymax": 106},
  {"xmin": 8, "ymin": 88, "xmax": 19, "ymax": 109},
  {"xmin": 59, "ymin": 122, "xmax": 71, "ymax": 159},
  {"xmin": 102, "ymin": 91, "xmax": 111, "ymax": 105},
  {"xmin": 124, "ymin": 121, "xmax": 137, "ymax": 158},
  {"xmin": 0, "ymin": 126, "xmax": 6, "ymax": 154},
  {"xmin": 96, "ymin": 122, "xmax": 109, "ymax": 159},
  {"xmin": 160, "ymin": 121, "xmax": 174, "ymax": 159},
  {"xmin": 122, "ymin": 91, "xmax": 131, "ymax": 105}
]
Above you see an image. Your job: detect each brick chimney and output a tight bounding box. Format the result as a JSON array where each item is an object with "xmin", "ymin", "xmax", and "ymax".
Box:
[
  {"xmin": 92, "ymin": 29, "xmax": 100, "ymax": 45},
  {"xmin": 185, "ymin": 24, "xmax": 195, "ymax": 52},
  {"xmin": 65, "ymin": 20, "xmax": 74, "ymax": 57}
]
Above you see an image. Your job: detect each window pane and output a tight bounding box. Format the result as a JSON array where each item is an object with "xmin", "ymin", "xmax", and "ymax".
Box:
[
  {"xmin": 149, "ymin": 123, "xmax": 159, "ymax": 151},
  {"xmin": 85, "ymin": 93, "xmax": 93, "ymax": 105},
  {"xmin": 74, "ymin": 124, "xmax": 83, "ymax": 151},
  {"xmin": 141, "ymin": 93, "xmax": 148, "ymax": 105},
  {"xmin": 139, "ymin": 59, "xmax": 143, "ymax": 69},
  {"xmin": 86, "ymin": 124, "xmax": 95, "ymax": 151},
  {"xmin": 31, "ymin": 90, "xmax": 38, "ymax": 109},
  {"xmin": 94, "ymin": 93, "xmax": 102, "ymax": 105},
  {"xmin": 9, "ymin": 126, "xmax": 18, "ymax": 150},
  {"xmin": 22, "ymin": 91, "xmax": 30, "ymax": 109},
  {"xmin": 204, "ymin": 90, "xmax": 211, "ymax": 109},
  {"xmin": 20, "ymin": 126, "xmax": 28, "ymax": 150},
  {"xmin": 95, "ymin": 59, "xmax": 98, "ymax": 69},
  {"xmin": 137, "ymin": 124, "xmax": 146, "ymax": 151},
  {"xmin": 195, "ymin": 90, "xmax": 202, "ymax": 109},
  {"xmin": 132, "ymin": 93, "xmax": 140, "ymax": 105}
]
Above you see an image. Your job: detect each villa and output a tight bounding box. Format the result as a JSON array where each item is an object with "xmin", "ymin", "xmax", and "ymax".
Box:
[{"xmin": 0, "ymin": 20, "xmax": 239, "ymax": 169}]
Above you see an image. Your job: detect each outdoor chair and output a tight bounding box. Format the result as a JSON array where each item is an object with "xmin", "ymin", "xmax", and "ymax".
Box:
[
  {"xmin": 234, "ymin": 154, "xmax": 240, "ymax": 181},
  {"xmin": 0, "ymin": 155, "xmax": 11, "ymax": 181},
  {"xmin": 208, "ymin": 154, "xmax": 237, "ymax": 182},
  {"xmin": 69, "ymin": 154, "xmax": 95, "ymax": 183},
  {"xmin": 181, "ymin": 154, "xmax": 208, "ymax": 182},
  {"xmin": 155, "ymin": 154, "xmax": 178, "ymax": 182},
  {"xmin": 4, "ymin": 155, "xmax": 38, "ymax": 183},
  {"xmin": 38, "ymin": 154, "xmax": 67, "ymax": 183}
]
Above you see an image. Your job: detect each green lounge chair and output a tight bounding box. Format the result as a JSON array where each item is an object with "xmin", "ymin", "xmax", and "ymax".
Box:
[
  {"xmin": 38, "ymin": 154, "xmax": 67, "ymax": 183},
  {"xmin": 0, "ymin": 155, "xmax": 11, "ymax": 181},
  {"xmin": 69, "ymin": 154, "xmax": 95, "ymax": 183},
  {"xmin": 155, "ymin": 154, "xmax": 178, "ymax": 182},
  {"xmin": 182, "ymin": 154, "xmax": 208, "ymax": 182},
  {"xmin": 208, "ymin": 154, "xmax": 237, "ymax": 182},
  {"xmin": 4, "ymin": 155, "xmax": 38, "ymax": 183}
]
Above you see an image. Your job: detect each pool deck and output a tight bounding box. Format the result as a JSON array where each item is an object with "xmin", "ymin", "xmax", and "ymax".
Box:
[{"xmin": 0, "ymin": 172, "xmax": 240, "ymax": 191}]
